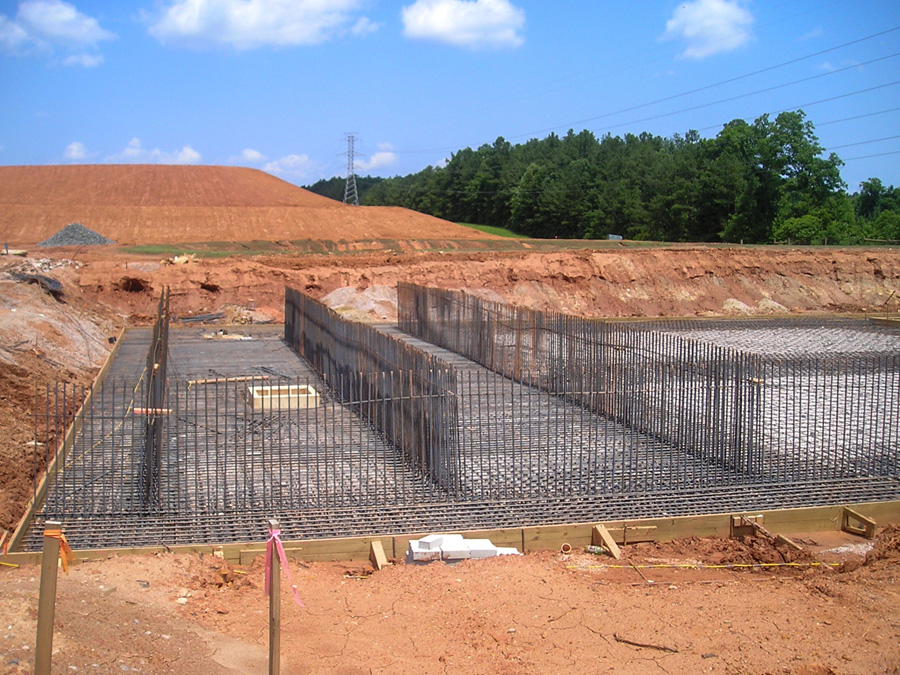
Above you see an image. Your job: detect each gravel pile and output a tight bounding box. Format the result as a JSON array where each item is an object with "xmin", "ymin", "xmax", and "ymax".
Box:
[{"xmin": 37, "ymin": 223, "xmax": 115, "ymax": 247}]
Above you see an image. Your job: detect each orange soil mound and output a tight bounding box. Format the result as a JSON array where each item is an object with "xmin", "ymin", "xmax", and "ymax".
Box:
[{"xmin": 0, "ymin": 164, "xmax": 490, "ymax": 245}]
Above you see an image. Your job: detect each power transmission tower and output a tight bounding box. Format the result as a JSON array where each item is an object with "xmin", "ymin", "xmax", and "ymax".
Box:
[{"xmin": 343, "ymin": 133, "xmax": 362, "ymax": 206}]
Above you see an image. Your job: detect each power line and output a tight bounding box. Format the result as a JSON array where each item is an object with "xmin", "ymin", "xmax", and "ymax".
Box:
[
  {"xmin": 588, "ymin": 53, "xmax": 900, "ymax": 136},
  {"xmin": 817, "ymin": 107, "xmax": 900, "ymax": 127},
  {"xmin": 520, "ymin": 26, "xmax": 900, "ymax": 141},
  {"xmin": 691, "ymin": 84, "xmax": 900, "ymax": 135},
  {"xmin": 830, "ymin": 135, "xmax": 900, "ymax": 150},
  {"xmin": 843, "ymin": 150, "xmax": 900, "ymax": 161},
  {"xmin": 389, "ymin": 26, "xmax": 900, "ymax": 157}
]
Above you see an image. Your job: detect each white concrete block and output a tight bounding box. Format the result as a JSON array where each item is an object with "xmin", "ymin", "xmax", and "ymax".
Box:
[
  {"xmin": 408, "ymin": 540, "xmax": 442, "ymax": 562},
  {"xmin": 419, "ymin": 534, "xmax": 446, "ymax": 551},
  {"xmin": 466, "ymin": 539, "xmax": 498, "ymax": 559},
  {"xmin": 440, "ymin": 543, "xmax": 472, "ymax": 560},
  {"xmin": 497, "ymin": 547, "xmax": 522, "ymax": 556}
]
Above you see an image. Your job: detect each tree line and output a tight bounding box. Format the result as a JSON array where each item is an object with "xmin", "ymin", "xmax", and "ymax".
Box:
[{"xmin": 305, "ymin": 110, "xmax": 900, "ymax": 245}]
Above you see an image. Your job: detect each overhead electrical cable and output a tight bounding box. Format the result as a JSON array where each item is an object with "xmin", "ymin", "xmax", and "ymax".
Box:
[
  {"xmin": 830, "ymin": 135, "xmax": 900, "ymax": 150},
  {"xmin": 519, "ymin": 26, "xmax": 900, "ymax": 140},
  {"xmin": 588, "ymin": 54, "xmax": 900, "ymax": 135},
  {"xmin": 388, "ymin": 26, "xmax": 900, "ymax": 157},
  {"xmin": 843, "ymin": 150, "xmax": 900, "ymax": 161}
]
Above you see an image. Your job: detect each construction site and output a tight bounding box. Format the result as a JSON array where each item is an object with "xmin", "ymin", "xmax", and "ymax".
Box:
[
  {"xmin": 12, "ymin": 282, "xmax": 900, "ymax": 554},
  {"xmin": 1, "ymin": 165, "xmax": 900, "ymax": 674}
]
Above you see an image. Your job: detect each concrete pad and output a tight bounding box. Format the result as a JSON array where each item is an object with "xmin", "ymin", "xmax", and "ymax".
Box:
[{"xmin": 496, "ymin": 547, "xmax": 522, "ymax": 556}]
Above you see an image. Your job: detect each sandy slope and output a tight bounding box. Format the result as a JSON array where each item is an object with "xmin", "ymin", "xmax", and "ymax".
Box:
[{"xmin": 0, "ymin": 165, "xmax": 493, "ymax": 245}]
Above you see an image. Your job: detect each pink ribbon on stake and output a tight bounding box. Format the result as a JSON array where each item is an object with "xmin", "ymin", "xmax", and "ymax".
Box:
[{"xmin": 265, "ymin": 524, "xmax": 305, "ymax": 607}]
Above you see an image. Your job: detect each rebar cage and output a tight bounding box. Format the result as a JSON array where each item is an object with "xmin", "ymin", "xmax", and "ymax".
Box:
[{"xmin": 22, "ymin": 285, "xmax": 900, "ymax": 550}]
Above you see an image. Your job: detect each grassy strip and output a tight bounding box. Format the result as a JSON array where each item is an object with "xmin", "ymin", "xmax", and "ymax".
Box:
[{"xmin": 457, "ymin": 223, "xmax": 529, "ymax": 239}]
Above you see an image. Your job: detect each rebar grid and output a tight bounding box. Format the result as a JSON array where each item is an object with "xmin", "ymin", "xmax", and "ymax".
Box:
[
  {"xmin": 24, "ymin": 477, "xmax": 900, "ymax": 551},
  {"xmin": 634, "ymin": 317, "xmax": 900, "ymax": 357},
  {"xmin": 397, "ymin": 283, "xmax": 900, "ymax": 490},
  {"xmin": 142, "ymin": 286, "xmax": 169, "ymax": 507},
  {"xmin": 23, "ymin": 288, "xmax": 900, "ymax": 551}
]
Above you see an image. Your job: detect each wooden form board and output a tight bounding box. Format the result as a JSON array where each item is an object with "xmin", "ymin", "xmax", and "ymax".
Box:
[{"xmin": 3, "ymin": 500, "xmax": 899, "ymax": 569}]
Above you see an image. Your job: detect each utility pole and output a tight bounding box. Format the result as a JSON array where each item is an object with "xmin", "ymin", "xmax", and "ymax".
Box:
[{"xmin": 343, "ymin": 133, "xmax": 362, "ymax": 206}]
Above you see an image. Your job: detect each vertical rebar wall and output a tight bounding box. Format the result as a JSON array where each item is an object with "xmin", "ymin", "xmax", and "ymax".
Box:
[
  {"xmin": 398, "ymin": 283, "xmax": 766, "ymax": 476},
  {"xmin": 284, "ymin": 287, "xmax": 457, "ymax": 489},
  {"xmin": 397, "ymin": 282, "xmax": 899, "ymax": 489},
  {"xmin": 142, "ymin": 286, "xmax": 170, "ymax": 508}
]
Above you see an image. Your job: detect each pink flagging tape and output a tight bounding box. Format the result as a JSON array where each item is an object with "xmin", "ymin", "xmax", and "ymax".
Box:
[{"xmin": 265, "ymin": 526, "xmax": 305, "ymax": 607}]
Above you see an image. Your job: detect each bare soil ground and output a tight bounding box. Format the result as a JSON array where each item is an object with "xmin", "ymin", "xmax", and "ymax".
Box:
[
  {"xmin": 1, "ymin": 527, "xmax": 899, "ymax": 674},
  {"xmin": 1, "ymin": 166, "xmax": 899, "ymax": 672}
]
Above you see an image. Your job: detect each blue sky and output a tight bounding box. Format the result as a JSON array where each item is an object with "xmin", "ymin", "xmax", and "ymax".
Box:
[{"xmin": 1, "ymin": 0, "xmax": 898, "ymax": 192}]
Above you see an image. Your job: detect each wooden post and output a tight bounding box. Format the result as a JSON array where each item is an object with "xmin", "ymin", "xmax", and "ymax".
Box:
[
  {"xmin": 268, "ymin": 518, "xmax": 281, "ymax": 675},
  {"xmin": 34, "ymin": 520, "xmax": 62, "ymax": 675}
]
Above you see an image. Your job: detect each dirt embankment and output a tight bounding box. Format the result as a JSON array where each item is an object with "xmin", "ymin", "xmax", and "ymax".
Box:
[
  {"xmin": 0, "ymin": 165, "xmax": 493, "ymax": 245},
  {"xmin": 0, "ymin": 257, "xmax": 120, "ymax": 532},
  {"xmin": 69, "ymin": 246, "xmax": 900, "ymax": 323}
]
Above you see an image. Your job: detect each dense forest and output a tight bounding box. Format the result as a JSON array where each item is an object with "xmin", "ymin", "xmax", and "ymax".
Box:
[{"xmin": 305, "ymin": 110, "xmax": 900, "ymax": 244}]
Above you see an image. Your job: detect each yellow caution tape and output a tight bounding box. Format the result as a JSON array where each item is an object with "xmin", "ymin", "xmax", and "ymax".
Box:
[{"xmin": 568, "ymin": 561, "xmax": 842, "ymax": 570}]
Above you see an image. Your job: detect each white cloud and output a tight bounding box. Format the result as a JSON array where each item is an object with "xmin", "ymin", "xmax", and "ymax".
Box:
[
  {"xmin": 64, "ymin": 140, "xmax": 88, "ymax": 160},
  {"xmin": 401, "ymin": 0, "xmax": 525, "ymax": 49},
  {"xmin": 227, "ymin": 147, "xmax": 267, "ymax": 164},
  {"xmin": 148, "ymin": 0, "xmax": 371, "ymax": 50},
  {"xmin": 351, "ymin": 16, "xmax": 380, "ymax": 36},
  {"xmin": 18, "ymin": 0, "xmax": 114, "ymax": 45},
  {"xmin": 106, "ymin": 138, "xmax": 202, "ymax": 164},
  {"xmin": 0, "ymin": 15, "xmax": 31, "ymax": 52},
  {"xmin": 241, "ymin": 148, "xmax": 265, "ymax": 162},
  {"xmin": 799, "ymin": 27, "xmax": 824, "ymax": 41},
  {"xmin": 264, "ymin": 154, "xmax": 317, "ymax": 180},
  {"xmin": 63, "ymin": 52, "xmax": 102, "ymax": 66},
  {"xmin": 0, "ymin": 0, "xmax": 114, "ymax": 64},
  {"xmin": 358, "ymin": 144, "xmax": 399, "ymax": 171},
  {"xmin": 662, "ymin": 0, "xmax": 753, "ymax": 60}
]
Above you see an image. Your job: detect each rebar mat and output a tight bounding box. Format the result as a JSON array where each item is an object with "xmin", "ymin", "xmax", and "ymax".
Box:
[{"xmin": 23, "ymin": 477, "xmax": 900, "ymax": 551}]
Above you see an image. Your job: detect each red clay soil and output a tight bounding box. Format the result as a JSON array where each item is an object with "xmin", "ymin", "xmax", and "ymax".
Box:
[
  {"xmin": 0, "ymin": 165, "xmax": 494, "ymax": 245},
  {"xmin": 1, "ymin": 528, "xmax": 899, "ymax": 674},
  {"xmin": 64, "ymin": 245, "xmax": 900, "ymax": 323}
]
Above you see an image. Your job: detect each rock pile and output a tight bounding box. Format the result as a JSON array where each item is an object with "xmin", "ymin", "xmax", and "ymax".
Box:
[{"xmin": 37, "ymin": 223, "xmax": 114, "ymax": 247}]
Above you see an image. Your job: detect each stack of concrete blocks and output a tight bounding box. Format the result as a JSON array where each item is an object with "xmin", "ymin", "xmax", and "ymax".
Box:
[{"xmin": 406, "ymin": 533, "xmax": 521, "ymax": 564}]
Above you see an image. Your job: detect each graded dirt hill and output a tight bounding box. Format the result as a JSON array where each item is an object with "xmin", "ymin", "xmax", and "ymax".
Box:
[{"xmin": 0, "ymin": 164, "xmax": 490, "ymax": 245}]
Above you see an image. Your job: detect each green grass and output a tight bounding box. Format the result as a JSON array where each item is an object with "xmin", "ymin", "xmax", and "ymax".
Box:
[
  {"xmin": 457, "ymin": 222, "xmax": 529, "ymax": 239},
  {"xmin": 121, "ymin": 241, "xmax": 286, "ymax": 257}
]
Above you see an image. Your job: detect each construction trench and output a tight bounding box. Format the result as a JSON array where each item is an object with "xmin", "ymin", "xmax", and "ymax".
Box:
[{"xmin": 11, "ymin": 284, "xmax": 900, "ymax": 552}]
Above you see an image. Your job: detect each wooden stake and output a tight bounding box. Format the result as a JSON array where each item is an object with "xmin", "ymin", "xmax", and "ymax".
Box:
[
  {"xmin": 268, "ymin": 519, "xmax": 281, "ymax": 675},
  {"xmin": 369, "ymin": 541, "xmax": 388, "ymax": 571},
  {"xmin": 842, "ymin": 507, "xmax": 877, "ymax": 539},
  {"xmin": 592, "ymin": 524, "xmax": 622, "ymax": 559},
  {"xmin": 35, "ymin": 521, "xmax": 62, "ymax": 675}
]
